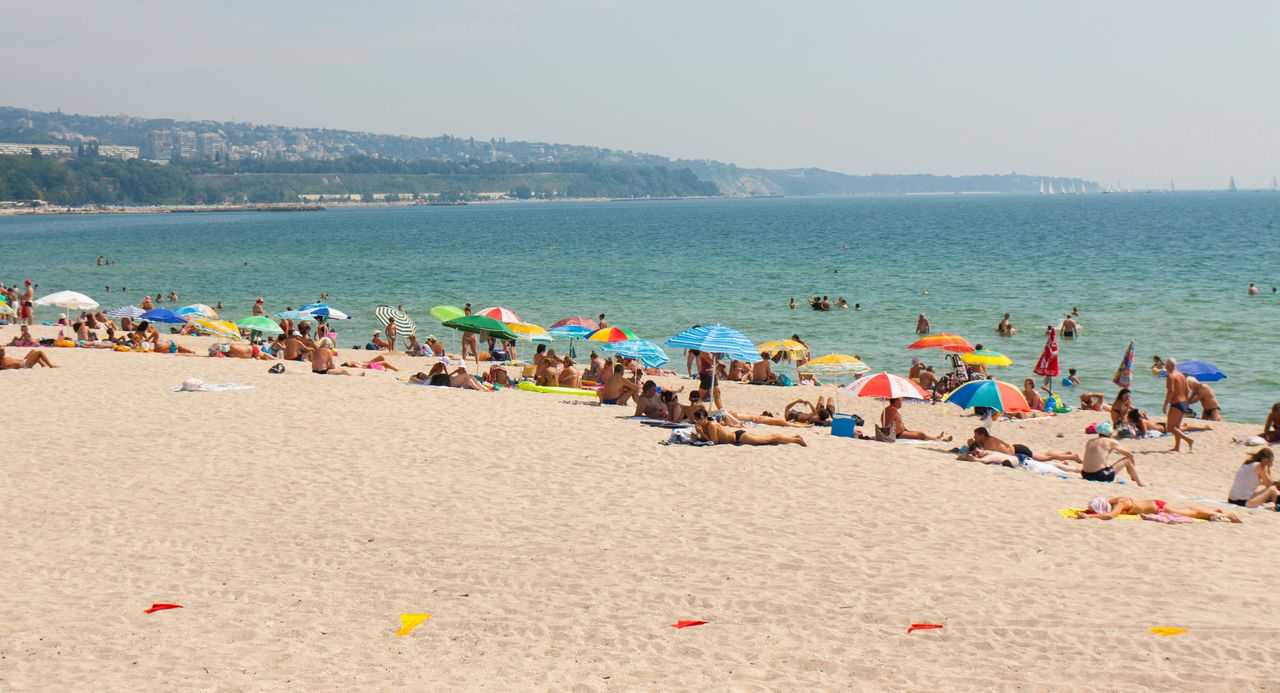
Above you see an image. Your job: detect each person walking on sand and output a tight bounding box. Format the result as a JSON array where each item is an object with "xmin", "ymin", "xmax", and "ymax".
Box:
[
  {"xmin": 1161, "ymin": 358, "xmax": 1195, "ymax": 452},
  {"xmin": 1081, "ymin": 422, "xmax": 1147, "ymax": 486},
  {"xmin": 916, "ymin": 313, "xmax": 930, "ymax": 335}
]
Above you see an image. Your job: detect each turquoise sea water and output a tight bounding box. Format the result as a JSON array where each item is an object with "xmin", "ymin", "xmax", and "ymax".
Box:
[{"xmin": 2, "ymin": 193, "xmax": 1278, "ymax": 420}]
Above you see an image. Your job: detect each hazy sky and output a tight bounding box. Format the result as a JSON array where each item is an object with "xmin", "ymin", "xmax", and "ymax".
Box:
[{"xmin": 3, "ymin": 0, "xmax": 1276, "ymax": 188}]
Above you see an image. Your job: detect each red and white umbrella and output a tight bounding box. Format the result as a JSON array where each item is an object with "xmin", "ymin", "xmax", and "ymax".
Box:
[
  {"xmin": 479, "ymin": 306, "xmax": 522, "ymax": 324},
  {"xmin": 841, "ymin": 372, "xmax": 929, "ymax": 400},
  {"xmin": 1034, "ymin": 327, "xmax": 1059, "ymax": 379}
]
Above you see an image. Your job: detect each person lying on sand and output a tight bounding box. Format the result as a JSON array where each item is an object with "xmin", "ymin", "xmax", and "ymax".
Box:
[
  {"xmin": 785, "ymin": 397, "xmax": 835, "ymax": 426},
  {"xmin": 880, "ymin": 398, "xmax": 952, "ymax": 442},
  {"xmin": 1076, "ymin": 496, "xmax": 1239, "ymax": 523},
  {"xmin": 1081, "ymin": 422, "xmax": 1146, "ymax": 486},
  {"xmin": 962, "ymin": 448, "xmax": 1081, "ymax": 474},
  {"xmin": 727, "ymin": 411, "xmax": 813, "ymax": 428},
  {"xmin": 341, "ymin": 354, "xmax": 399, "ymax": 371},
  {"xmin": 691, "ymin": 409, "xmax": 806, "ymax": 446},
  {"xmin": 961, "ymin": 427, "xmax": 1083, "ymax": 465},
  {"xmin": 211, "ymin": 343, "xmax": 275, "ymax": 361},
  {"xmin": 598, "ymin": 364, "xmax": 641, "ymax": 406},
  {"xmin": 1228, "ymin": 448, "xmax": 1279, "ymax": 508},
  {"xmin": 1079, "ymin": 392, "xmax": 1108, "ymax": 411},
  {"xmin": 409, "ymin": 362, "xmax": 490, "ymax": 390},
  {"xmin": 0, "ymin": 347, "xmax": 57, "ymax": 369}
]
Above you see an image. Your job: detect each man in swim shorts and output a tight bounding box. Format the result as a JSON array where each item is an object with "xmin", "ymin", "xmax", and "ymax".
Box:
[
  {"xmin": 597, "ymin": 364, "xmax": 640, "ymax": 406},
  {"xmin": 1081, "ymin": 422, "xmax": 1146, "ymax": 486},
  {"xmin": 1161, "ymin": 358, "xmax": 1195, "ymax": 452},
  {"xmin": 1187, "ymin": 377, "xmax": 1221, "ymax": 422},
  {"xmin": 963, "ymin": 427, "xmax": 1083, "ymax": 465}
]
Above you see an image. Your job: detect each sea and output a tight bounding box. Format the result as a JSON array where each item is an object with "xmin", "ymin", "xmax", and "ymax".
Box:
[{"xmin": 2, "ymin": 193, "xmax": 1277, "ymax": 421}]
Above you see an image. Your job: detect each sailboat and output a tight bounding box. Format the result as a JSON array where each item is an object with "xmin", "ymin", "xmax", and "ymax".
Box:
[
  {"xmin": 1164, "ymin": 179, "xmax": 1175, "ymax": 193},
  {"xmin": 1228, "ymin": 176, "xmax": 1238, "ymax": 192},
  {"xmin": 1271, "ymin": 177, "xmax": 1278, "ymax": 192},
  {"xmin": 1039, "ymin": 180, "xmax": 1047, "ymax": 194},
  {"xmin": 1047, "ymin": 181, "xmax": 1057, "ymax": 194}
]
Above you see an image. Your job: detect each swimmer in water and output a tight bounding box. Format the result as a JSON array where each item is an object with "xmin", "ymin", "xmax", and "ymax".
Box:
[
  {"xmin": 1248, "ymin": 283, "xmax": 1260, "ymax": 296},
  {"xmin": 916, "ymin": 313, "xmax": 930, "ymax": 335}
]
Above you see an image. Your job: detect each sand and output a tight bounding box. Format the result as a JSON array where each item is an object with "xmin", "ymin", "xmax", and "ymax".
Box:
[{"xmin": 2, "ymin": 324, "xmax": 1278, "ymax": 690}]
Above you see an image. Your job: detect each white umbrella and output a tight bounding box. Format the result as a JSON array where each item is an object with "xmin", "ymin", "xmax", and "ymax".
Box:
[{"xmin": 34, "ymin": 290, "xmax": 99, "ymax": 313}]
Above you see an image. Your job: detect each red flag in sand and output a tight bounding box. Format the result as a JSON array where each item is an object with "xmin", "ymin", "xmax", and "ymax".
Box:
[
  {"xmin": 1033, "ymin": 327, "xmax": 1059, "ymax": 379},
  {"xmin": 144, "ymin": 603, "xmax": 183, "ymax": 614},
  {"xmin": 672, "ymin": 620, "xmax": 708, "ymax": 629},
  {"xmin": 907, "ymin": 623, "xmax": 943, "ymax": 634}
]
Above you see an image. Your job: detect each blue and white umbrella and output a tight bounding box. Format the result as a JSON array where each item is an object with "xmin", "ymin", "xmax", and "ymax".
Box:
[
  {"xmin": 299, "ymin": 303, "xmax": 351, "ymax": 320},
  {"xmin": 600, "ymin": 339, "xmax": 670, "ymax": 368},
  {"xmin": 664, "ymin": 325, "xmax": 761, "ymax": 363},
  {"xmin": 549, "ymin": 324, "xmax": 594, "ymax": 339},
  {"xmin": 105, "ymin": 305, "xmax": 145, "ymax": 319}
]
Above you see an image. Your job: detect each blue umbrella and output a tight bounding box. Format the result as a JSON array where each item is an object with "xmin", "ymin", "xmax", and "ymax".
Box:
[
  {"xmin": 299, "ymin": 303, "xmax": 351, "ymax": 320},
  {"xmin": 138, "ymin": 308, "xmax": 189, "ymax": 324},
  {"xmin": 1163, "ymin": 360, "xmax": 1226, "ymax": 382},
  {"xmin": 549, "ymin": 324, "xmax": 593, "ymax": 339},
  {"xmin": 275, "ymin": 310, "xmax": 314, "ymax": 320},
  {"xmin": 664, "ymin": 325, "xmax": 761, "ymax": 363},
  {"xmin": 600, "ymin": 339, "xmax": 670, "ymax": 368}
]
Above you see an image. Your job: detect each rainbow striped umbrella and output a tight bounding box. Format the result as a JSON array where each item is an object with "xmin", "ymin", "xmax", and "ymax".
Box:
[
  {"xmin": 1113, "ymin": 339, "xmax": 1135, "ymax": 389},
  {"xmin": 586, "ymin": 326, "xmax": 636, "ymax": 343},
  {"xmin": 479, "ymin": 306, "xmax": 522, "ymax": 324},
  {"xmin": 190, "ymin": 318, "xmax": 242, "ymax": 341},
  {"xmin": 942, "ymin": 379, "xmax": 1031, "ymax": 413},
  {"xmin": 908, "ymin": 333, "xmax": 975, "ymax": 353}
]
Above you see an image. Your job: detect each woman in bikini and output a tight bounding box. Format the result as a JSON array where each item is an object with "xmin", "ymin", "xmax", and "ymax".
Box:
[
  {"xmin": 692, "ymin": 409, "xmax": 806, "ymax": 446},
  {"xmin": 784, "ymin": 397, "xmax": 835, "ymax": 426},
  {"xmin": 1077, "ymin": 496, "xmax": 1240, "ymax": 523}
]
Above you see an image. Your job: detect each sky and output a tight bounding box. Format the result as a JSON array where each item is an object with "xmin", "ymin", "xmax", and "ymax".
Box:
[{"xmin": 2, "ymin": 0, "xmax": 1276, "ymax": 189}]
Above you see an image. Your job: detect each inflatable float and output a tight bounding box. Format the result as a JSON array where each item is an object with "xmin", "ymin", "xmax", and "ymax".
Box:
[{"xmin": 517, "ymin": 381, "xmax": 597, "ymax": 398}]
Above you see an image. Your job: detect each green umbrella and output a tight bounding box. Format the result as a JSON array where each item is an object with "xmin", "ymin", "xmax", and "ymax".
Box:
[
  {"xmin": 235, "ymin": 316, "xmax": 284, "ymax": 335},
  {"xmin": 430, "ymin": 305, "xmax": 465, "ymax": 322},
  {"xmin": 442, "ymin": 315, "xmax": 521, "ymax": 341}
]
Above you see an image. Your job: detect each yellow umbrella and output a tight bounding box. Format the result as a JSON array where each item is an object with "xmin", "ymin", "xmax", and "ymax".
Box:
[
  {"xmin": 961, "ymin": 349, "xmax": 1013, "ymax": 367},
  {"xmin": 0, "ymin": 303, "xmax": 13, "ymax": 316},
  {"xmin": 756, "ymin": 339, "xmax": 809, "ymax": 360},
  {"xmin": 507, "ymin": 322, "xmax": 553, "ymax": 343},
  {"xmin": 797, "ymin": 353, "xmax": 870, "ymax": 375},
  {"xmin": 191, "ymin": 317, "xmax": 242, "ymax": 341}
]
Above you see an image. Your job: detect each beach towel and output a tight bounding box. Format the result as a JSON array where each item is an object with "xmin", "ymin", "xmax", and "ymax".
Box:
[
  {"xmin": 1057, "ymin": 508, "xmax": 1138, "ymax": 520},
  {"xmin": 661, "ymin": 429, "xmax": 713, "ymax": 446},
  {"xmin": 1140, "ymin": 512, "xmax": 1198, "ymax": 525},
  {"xmin": 173, "ymin": 379, "xmax": 253, "ymax": 393}
]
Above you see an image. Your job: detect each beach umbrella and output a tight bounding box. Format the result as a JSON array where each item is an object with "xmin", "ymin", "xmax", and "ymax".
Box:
[
  {"xmin": 235, "ymin": 316, "xmax": 283, "ymax": 336},
  {"xmin": 430, "ymin": 305, "xmax": 465, "ymax": 322},
  {"xmin": 374, "ymin": 305, "xmax": 416, "ymax": 334},
  {"xmin": 549, "ymin": 324, "xmax": 593, "ymax": 339},
  {"xmin": 105, "ymin": 305, "xmax": 145, "ymax": 319},
  {"xmin": 842, "ymin": 372, "xmax": 929, "ymax": 400},
  {"xmin": 478, "ymin": 306, "xmax": 523, "ymax": 324},
  {"xmin": 175, "ymin": 304, "xmax": 218, "ymax": 319},
  {"xmin": 551, "ymin": 316, "xmax": 599, "ymax": 331},
  {"xmin": 798, "ymin": 353, "xmax": 870, "ymax": 375},
  {"xmin": 757, "ymin": 339, "xmax": 810, "ymax": 361},
  {"xmin": 600, "ymin": 339, "xmax": 670, "ymax": 368},
  {"xmin": 1033, "ymin": 327, "xmax": 1059, "ymax": 388},
  {"xmin": 508, "ymin": 322, "xmax": 553, "ymax": 343},
  {"xmin": 961, "ymin": 349, "xmax": 1013, "ymax": 367},
  {"xmin": 138, "ymin": 308, "xmax": 189, "ymax": 324},
  {"xmin": 1163, "ymin": 360, "xmax": 1227, "ymax": 382},
  {"xmin": 299, "ymin": 303, "xmax": 350, "ymax": 320},
  {"xmin": 190, "ymin": 318, "xmax": 242, "ymax": 341},
  {"xmin": 34, "ymin": 290, "xmax": 99, "ymax": 312},
  {"xmin": 665, "ymin": 325, "xmax": 761, "ymax": 363},
  {"xmin": 942, "ymin": 379, "xmax": 1031, "ymax": 413},
  {"xmin": 586, "ymin": 326, "xmax": 637, "ymax": 343},
  {"xmin": 1113, "ymin": 339, "xmax": 1135, "ymax": 389},
  {"xmin": 0, "ymin": 303, "xmax": 13, "ymax": 316},
  {"xmin": 907, "ymin": 333, "xmax": 975, "ymax": 353},
  {"xmin": 443, "ymin": 315, "xmax": 523, "ymax": 368},
  {"xmin": 274, "ymin": 310, "xmax": 313, "ymax": 321}
]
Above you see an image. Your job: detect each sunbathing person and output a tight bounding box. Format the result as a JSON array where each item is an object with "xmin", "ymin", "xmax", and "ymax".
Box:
[
  {"xmin": 310, "ymin": 338, "xmax": 351, "ymax": 375},
  {"xmin": 691, "ymin": 409, "xmax": 806, "ymax": 447},
  {"xmin": 484, "ymin": 365, "xmax": 512, "ymax": 386},
  {"xmin": 1228, "ymin": 448, "xmax": 1279, "ymax": 508},
  {"xmin": 727, "ymin": 410, "xmax": 812, "ymax": 428},
  {"xmin": 7, "ymin": 325, "xmax": 38, "ymax": 347},
  {"xmin": 880, "ymin": 398, "xmax": 952, "ymax": 441},
  {"xmin": 424, "ymin": 335, "xmax": 446, "ymax": 357},
  {"xmin": 0, "ymin": 347, "xmax": 57, "ymax": 369},
  {"xmin": 403, "ymin": 333, "xmax": 421, "ymax": 355},
  {"xmin": 784, "ymin": 397, "xmax": 835, "ymax": 426},
  {"xmin": 1079, "ymin": 392, "xmax": 1108, "ymax": 412},
  {"xmin": 341, "ymin": 354, "xmax": 399, "ymax": 371},
  {"xmin": 962, "ymin": 427, "xmax": 1083, "ymax": 465},
  {"xmin": 1076, "ymin": 496, "xmax": 1239, "ymax": 523},
  {"xmin": 726, "ymin": 359, "xmax": 753, "ymax": 382},
  {"xmin": 1187, "ymin": 378, "xmax": 1221, "ymax": 421},
  {"xmin": 598, "ymin": 364, "xmax": 641, "ymax": 405},
  {"xmin": 751, "ymin": 354, "xmax": 780, "ymax": 384},
  {"xmin": 559, "ymin": 356, "xmax": 583, "ymax": 388},
  {"xmin": 410, "ymin": 363, "xmax": 452, "ymax": 386},
  {"xmin": 212, "ymin": 343, "xmax": 275, "ymax": 361},
  {"xmin": 1081, "ymin": 422, "xmax": 1146, "ymax": 486},
  {"xmin": 962, "ymin": 448, "xmax": 1082, "ymax": 474},
  {"xmin": 633, "ymin": 380, "xmax": 667, "ymax": 418}
]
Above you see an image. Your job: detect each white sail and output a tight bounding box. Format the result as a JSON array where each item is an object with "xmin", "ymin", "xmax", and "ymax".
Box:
[
  {"xmin": 1228, "ymin": 176, "xmax": 1237, "ymax": 191},
  {"xmin": 1048, "ymin": 181, "xmax": 1056, "ymax": 194},
  {"xmin": 1271, "ymin": 176, "xmax": 1278, "ymax": 191},
  {"xmin": 1040, "ymin": 180, "xmax": 1046, "ymax": 194}
]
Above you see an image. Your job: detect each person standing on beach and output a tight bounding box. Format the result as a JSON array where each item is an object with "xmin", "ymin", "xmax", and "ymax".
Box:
[
  {"xmin": 1162, "ymin": 358, "xmax": 1195, "ymax": 452},
  {"xmin": 696, "ymin": 349, "xmax": 724, "ymax": 411},
  {"xmin": 916, "ymin": 313, "xmax": 930, "ymax": 335},
  {"xmin": 460, "ymin": 329, "xmax": 479, "ymax": 362},
  {"xmin": 385, "ymin": 318, "xmax": 397, "ymax": 352}
]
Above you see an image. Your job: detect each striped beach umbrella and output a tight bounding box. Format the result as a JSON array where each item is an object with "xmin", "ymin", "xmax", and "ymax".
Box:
[
  {"xmin": 549, "ymin": 324, "xmax": 593, "ymax": 339},
  {"xmin": 105, "ymin": 305, "xmax": 146, "ymax": 319},
  {"xmin": 479, "ymin": 306, "xmax": 523, "ymax": 324},
  {"xmin": 600, "ymin": 339, "xmax": 670, "ymax": 368},
  {"xmin": 586, "ymin": 326, "xmax": 637, "ymax": 343},
  {"xmin": 942, "ymin": 379, "xmax": 1031, "ymax": 413},
  {"xmin": 374, "ymin": 305, "xmax": 416, "ymax": 334},
  {"xmin": 1113, "ymin": 339, "xmax": 1135, "ymax": 389},
  {"xmin": 664, "ymin": 325, "xmax": 761, "ymax": 363},
  {"xmin": 757, "ymin": 339, "xmax": 810, "ymax": 361},
  {"xmin": 190, "ymin": 318, "xmax": 242, "ymax": 341},
  {"xmin": 507, "ymin": 322, "xmax": 553, "ymax": 343},
  {"xmin": 961, "ymin": 349, "xmax": 1013, "ymax": 367},
  {"xmin": 842, "ymin": 372, "xmax": 929, "ymax": 400},
  {"xmin": 908, "ymin": 333, "xmax": 975, "ymax": 353},
  {"xmin": 300, "ymin": 303, "xmax": 350, "ymax": 320},
  {"xmin": 798, "ymin": 353, "xmax": 870, "ymax": 375},
  {"xmin": 551, "ymin": 316, "xmax": 599, "ymax": 331},
  {"xmin": 0, "ymin": 303, "xmax": 13, "ymax": 316},
  {"xmin": 175, "ymin": 304, "xmax": 218, "ymax": 319}
]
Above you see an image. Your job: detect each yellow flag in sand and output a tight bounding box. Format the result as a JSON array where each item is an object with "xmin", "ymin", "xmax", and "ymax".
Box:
[
  {"xmin": 1149, "ymin": 626, "xmax": 1188, "ymax": 637},
  {"xmin": 395, "ymin": 613, "xmax": 431, "ymax": 637}
]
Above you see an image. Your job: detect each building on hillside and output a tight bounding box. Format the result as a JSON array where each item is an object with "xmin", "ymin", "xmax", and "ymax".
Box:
[
  {"xmin": 15, "ymin": 117, "xmax": 34, "ymax": 129},
  {"xmin": 97, "ymin": 145, "xmax": 140, "ymax": 161},
  {"xmin": 197, "ymin": 132, "xmax": 226, "ymax": 158},
  {"xmin": 0, "ymin": 142, "xmax": 75, "ymax": 156},
  {"xmin": 143, "ymin": 130, "xmax": 173, "ymax": 160},
  {"xmin": 172, "ymin": 129, "xmax": 197, "ymax": 159}
]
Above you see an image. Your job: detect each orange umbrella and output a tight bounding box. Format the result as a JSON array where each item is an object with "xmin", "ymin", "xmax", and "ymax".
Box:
[{"xmin": 907, "ymin": 333, "xmax": 974, "ymax": 353}]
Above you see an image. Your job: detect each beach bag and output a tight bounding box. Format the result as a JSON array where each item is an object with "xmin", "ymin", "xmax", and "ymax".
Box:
[
  {"xmin": 268, "ymin": 363, "xmax": 285, "ymax": 374},
  {"xmin": 874, "ymin": 425, "xmax": 897, "ymax": 443},
  {"xmin": 778, "ymin": 374, "xmax": 793, "ymax": 387}
]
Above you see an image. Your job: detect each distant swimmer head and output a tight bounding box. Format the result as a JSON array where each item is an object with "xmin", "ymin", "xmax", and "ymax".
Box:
[
  {"xmin": 1095, "ymin": 421, "xmax": 1114, "ymax": 437},
  {"xmin": 1087, "ymin": 497, "xmax": 1112, "ymax": 515}
]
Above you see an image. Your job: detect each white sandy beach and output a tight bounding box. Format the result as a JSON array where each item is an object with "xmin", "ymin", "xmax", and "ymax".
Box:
[{"xmin": 2, "ymin": 324, "xmax": 1278, "ymax": 690}]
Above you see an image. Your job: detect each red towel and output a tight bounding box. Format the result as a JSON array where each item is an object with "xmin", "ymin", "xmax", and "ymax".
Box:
[
  {"xmin": 144, "ymin": 603, "xmax": 183, "ymax": 614},
  {"xmin": 672, "ymin": 620, "xmax": 708, "ymax": 629},
  {"xmin": 907, "ymin": 623, "xmax": 942, "ymax": 634}
]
